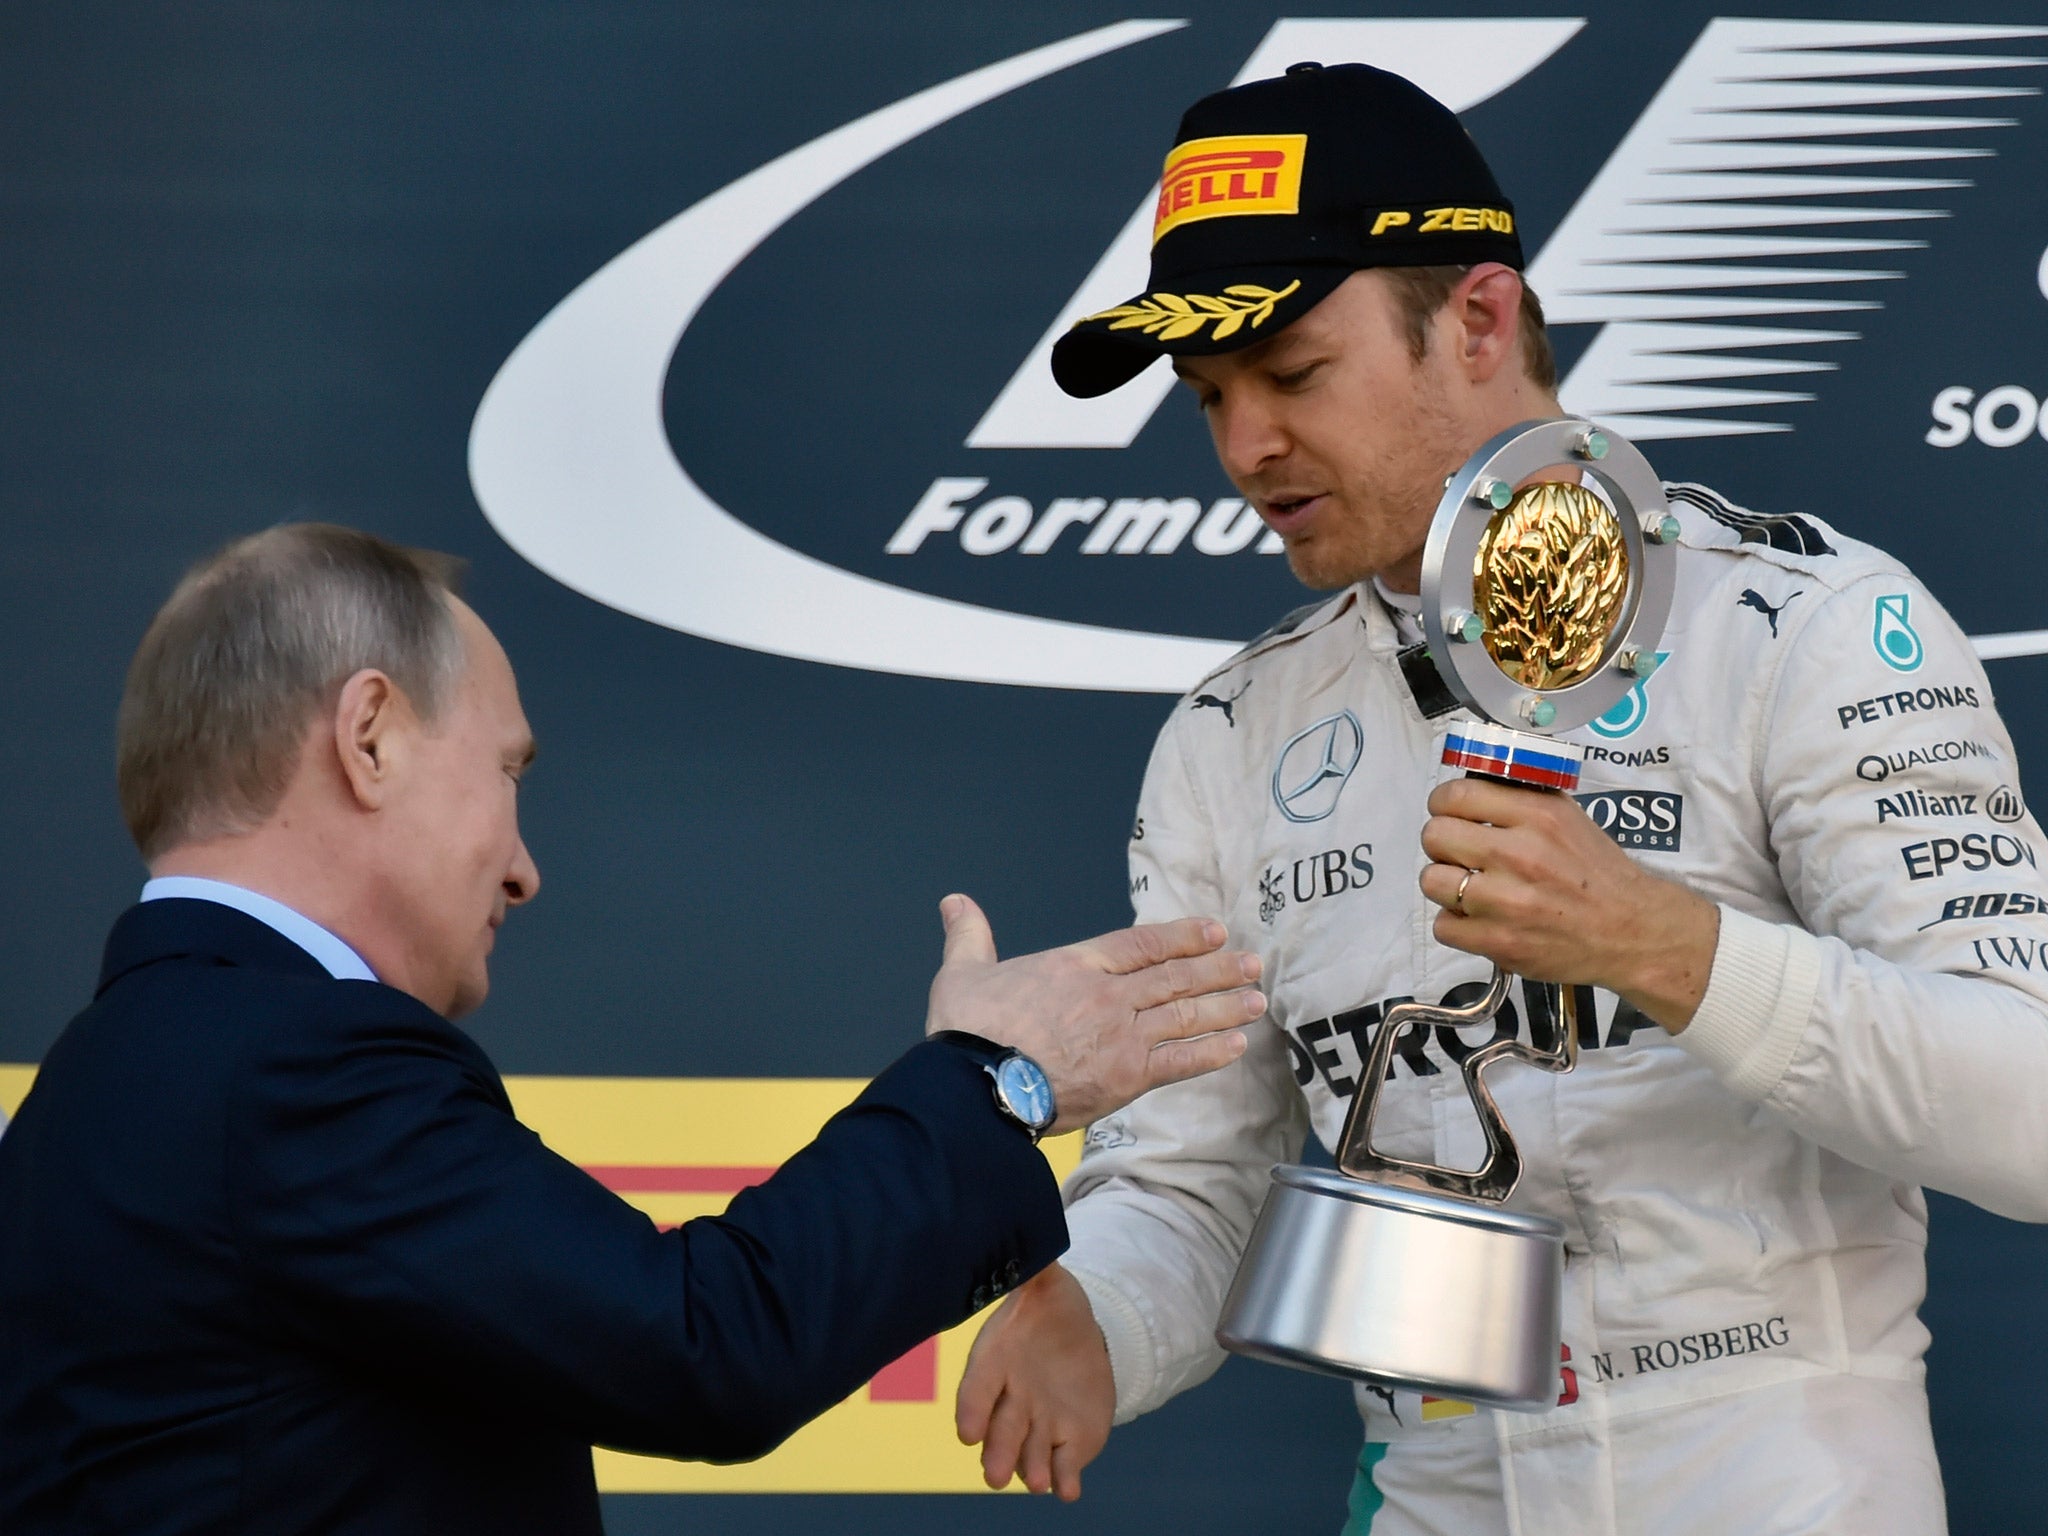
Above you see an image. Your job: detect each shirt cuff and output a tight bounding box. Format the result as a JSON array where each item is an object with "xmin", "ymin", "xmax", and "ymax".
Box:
[
  {"xmin": 1673, "ymin": 904, "xmax": 1821, "ymax": 1103},
  {"xmin": 1063, "ymin": 1264, "xmax": 1155, "ymax": 1425}
]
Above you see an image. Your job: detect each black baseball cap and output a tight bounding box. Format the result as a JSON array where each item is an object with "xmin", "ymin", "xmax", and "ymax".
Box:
[{"xmin": 1050, "ymin": 61, "xmax": 1522, "ymax": 399}]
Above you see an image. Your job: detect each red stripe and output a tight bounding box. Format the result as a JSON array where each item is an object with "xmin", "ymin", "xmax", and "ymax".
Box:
[
  {"xmin": 585, "ymin": 1165, "xmax": 777, "ymax": 1194},
  {"xmin": 1442, "ymin": 748, "xmax": 1579, "ymax": 792},
  {"xmin": 867, "ymin": 1338, "xmax": 940, "ymax": 1402}
]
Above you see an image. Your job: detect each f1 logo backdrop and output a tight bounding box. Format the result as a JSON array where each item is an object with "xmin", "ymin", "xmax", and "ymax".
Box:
[
  {"xmin": 471, "ymin": 14, "xmax": 2048, "ymax": 688},
  {"xmin": 3, "ymin": 7, "xmax": 2047, "ymax": 1535}
]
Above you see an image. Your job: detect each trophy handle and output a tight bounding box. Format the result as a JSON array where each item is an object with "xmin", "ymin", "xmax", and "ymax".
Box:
[{"xmin": 1333, "ymin": 968, "xmax": 1578, "ymax": 1203}]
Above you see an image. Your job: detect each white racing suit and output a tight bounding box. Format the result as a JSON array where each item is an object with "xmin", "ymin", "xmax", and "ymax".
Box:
[{"xmin": 1064, "ymin": 484, "xmax": 2048, "ymax": 1535}]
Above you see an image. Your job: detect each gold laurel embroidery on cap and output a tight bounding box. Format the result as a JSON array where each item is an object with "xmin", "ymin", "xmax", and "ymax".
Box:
[{"xmin": 1080, "ymin": 279, "xmax": 1302, "ymax": 342}]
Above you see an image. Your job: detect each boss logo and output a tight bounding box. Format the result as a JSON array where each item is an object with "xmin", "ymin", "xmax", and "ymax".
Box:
[{"xmin": 1574, "ymin": 789, "xmax": 1683, "ymax": 852}]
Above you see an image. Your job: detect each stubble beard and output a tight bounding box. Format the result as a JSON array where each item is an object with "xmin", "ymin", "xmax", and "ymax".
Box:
[
  {"xmin": 1281, "ymin": 528, "xmax": 1372, "ymax": 591},
  {"xmin": 1278, "ymin": 477, "xmax": 1439, "ymax": 593},
  {"xmin": 1280, "ymin": 369, "xmax": 1466, "ymax": 593}
]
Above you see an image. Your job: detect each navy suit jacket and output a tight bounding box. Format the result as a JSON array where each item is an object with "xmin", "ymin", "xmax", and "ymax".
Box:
[{"xmin": 0, "ymin": 899, "xmax": 1066, "ymax": 1532}]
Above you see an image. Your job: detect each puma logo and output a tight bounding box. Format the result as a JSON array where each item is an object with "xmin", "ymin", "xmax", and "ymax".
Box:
[
  {"xmin": 1737, "ymin": 587, "xmax": 1802, "ymax": 639},
  {"xmin": 1191, "ymin": 678, "xmax": 1251, "ymax": 727}
]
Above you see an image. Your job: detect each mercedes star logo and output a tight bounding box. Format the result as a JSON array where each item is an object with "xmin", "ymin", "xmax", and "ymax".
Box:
[{"xmin": 1271, "ymin": 710, "xmax": 1366, "ymax": 823}]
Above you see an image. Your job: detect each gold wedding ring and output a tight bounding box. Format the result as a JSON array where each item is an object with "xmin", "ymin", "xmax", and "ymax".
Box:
[{"xmin": 1453, "ymin": 867, "xmax": 1477, "ymax": 915}]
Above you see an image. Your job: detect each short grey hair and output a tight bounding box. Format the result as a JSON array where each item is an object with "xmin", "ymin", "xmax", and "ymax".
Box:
[{"xmin": 117, "ymin": 523, "xmax": 468, "ymax": 860}]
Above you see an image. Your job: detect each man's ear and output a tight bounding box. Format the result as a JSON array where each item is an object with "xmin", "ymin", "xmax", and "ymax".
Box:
[
  {"xmin": 331, "ymin": 668, "xmax": 412, "ymax": 811},
  {"xmin": 1451, "ymin": 263, "xmax": 1525, "ymax": 385}
]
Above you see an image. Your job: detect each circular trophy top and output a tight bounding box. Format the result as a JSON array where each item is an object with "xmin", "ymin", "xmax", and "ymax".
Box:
[{"xmin": 1420, "ymin": 418, "xmax": 1676, "ymax": 736}]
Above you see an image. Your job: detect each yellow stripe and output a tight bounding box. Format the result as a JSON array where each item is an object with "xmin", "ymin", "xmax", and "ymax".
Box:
[{"xmin": 0, "ymin": 1064, "xmax": 34, "ymax": 1119}]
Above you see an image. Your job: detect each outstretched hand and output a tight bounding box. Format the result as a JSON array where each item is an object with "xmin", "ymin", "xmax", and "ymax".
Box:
[{"xmin": 926, "ymin": 895, "xmax": 1265, "ymax": 1133}]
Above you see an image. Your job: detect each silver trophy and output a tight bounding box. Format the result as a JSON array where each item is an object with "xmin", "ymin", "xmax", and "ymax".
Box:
[{"xmin": 1215, "ymin": 418, "xmax": 1677, "ymax": 1410}]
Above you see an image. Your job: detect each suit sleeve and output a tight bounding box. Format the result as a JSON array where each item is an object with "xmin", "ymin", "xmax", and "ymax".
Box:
[
  {"xmin": 228, "ymin": 1018, "xmax": 1065, "ymax": 1460},
  {"xmin": 1060, "ymin": 704, "xmax": 1309, "ymax": 1423},
  {"xmin": 1674, "ymin": 569, "xmax": 2048, "ymax": 1221}
]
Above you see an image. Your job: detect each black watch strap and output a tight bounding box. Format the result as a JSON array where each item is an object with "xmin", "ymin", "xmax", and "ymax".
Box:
[{"xmin": 929, "ymin": 1029, "xmax": 1010, "ymax": 1064}]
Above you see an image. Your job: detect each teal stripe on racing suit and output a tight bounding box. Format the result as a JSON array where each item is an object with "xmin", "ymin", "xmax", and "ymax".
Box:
[{"xmin": 1342, "ymin": 1443, "xmax": 1389, "ymax": 1534}]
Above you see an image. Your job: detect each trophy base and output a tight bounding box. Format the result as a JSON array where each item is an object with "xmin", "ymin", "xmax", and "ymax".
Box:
[{"xmin": 1216, "ymin": 1165, "xmax": 1565, "ymax": 1412}]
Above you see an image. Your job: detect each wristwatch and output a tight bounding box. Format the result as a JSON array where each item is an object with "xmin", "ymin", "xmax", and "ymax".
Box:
[{"xmin": 934, "ymin": 1032, "xmax": 1058, "ymax": 1142}]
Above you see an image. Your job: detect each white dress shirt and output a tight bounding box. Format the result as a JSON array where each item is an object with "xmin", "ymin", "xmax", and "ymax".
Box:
[{"xmin": 139, "ymin": 876, "xmax": 378, "ymax": 982}]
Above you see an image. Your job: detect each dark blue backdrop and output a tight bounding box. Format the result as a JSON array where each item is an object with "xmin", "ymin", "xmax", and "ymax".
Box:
[{"xmin": 3, "ymin": 4, "xmax": 2045, "ymax": 1530}]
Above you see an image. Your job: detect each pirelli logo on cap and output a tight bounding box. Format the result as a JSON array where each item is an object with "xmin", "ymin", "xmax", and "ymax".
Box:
[
  {"xmin": 1369, "ymin": 205, "xmax": 1515, "ymax": 237},
  {"xmin": 1153, "ymin": 134, "xmax": 1307, "ymax": 243}
]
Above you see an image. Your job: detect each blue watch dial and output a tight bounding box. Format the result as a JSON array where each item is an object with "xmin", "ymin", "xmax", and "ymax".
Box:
[{"xmin": 993, "ymin": 1054, "xmax": 1056, "ymax": 1133}]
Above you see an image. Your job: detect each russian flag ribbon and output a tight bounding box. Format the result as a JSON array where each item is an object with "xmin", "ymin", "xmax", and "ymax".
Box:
[{"xmin": 1442, "ymin": 721, "xmax": 1583, "ymax": 792}]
